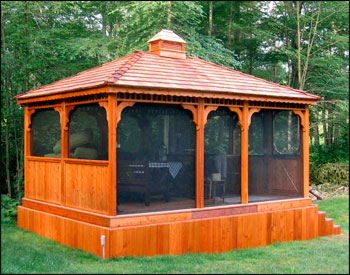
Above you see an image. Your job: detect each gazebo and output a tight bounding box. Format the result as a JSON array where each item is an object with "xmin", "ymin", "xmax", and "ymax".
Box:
[{"xmin": 16, "ymin": 30, "xmax": 340, "ymax": 258}]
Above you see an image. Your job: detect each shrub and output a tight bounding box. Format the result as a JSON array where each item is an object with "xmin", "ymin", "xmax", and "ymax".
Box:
[
  {"xmin": 1, "ymin": 194, "xmax": 19, "ymax": 223},
  {"xmin": 310, "ymin": 162, "xmax": 349, "ymax": 186}
]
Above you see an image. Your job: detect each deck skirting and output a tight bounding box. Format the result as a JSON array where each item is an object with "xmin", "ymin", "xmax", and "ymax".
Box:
[{"xmin": 17, "ymin": 201, "xmax": 340, "ymax": 258}]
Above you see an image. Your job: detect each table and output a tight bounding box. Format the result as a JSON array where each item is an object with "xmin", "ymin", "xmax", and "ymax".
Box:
[{"xmin": 148, "ymin": 162, "xmax": 183, "ymax": 179}]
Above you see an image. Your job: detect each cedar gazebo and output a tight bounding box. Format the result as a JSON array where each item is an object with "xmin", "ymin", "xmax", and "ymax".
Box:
[{"xmin": 16, "ymin": 30, "xmax": 340, "ymax": 258}]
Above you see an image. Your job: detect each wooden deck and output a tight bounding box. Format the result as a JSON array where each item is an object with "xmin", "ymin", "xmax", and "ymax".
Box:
[
  {"xmin": 117, "ymin": 194, "xmax": 299, "ymax": 215},
  {"xmin": 18, "ymin": 197, "xmax": 340, "ymax": 259}
]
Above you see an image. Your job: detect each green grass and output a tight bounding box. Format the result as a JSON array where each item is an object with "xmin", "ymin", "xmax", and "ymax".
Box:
[{"xmin": 1, "ymin": 197, "xmax": 349, "ymax": 274}]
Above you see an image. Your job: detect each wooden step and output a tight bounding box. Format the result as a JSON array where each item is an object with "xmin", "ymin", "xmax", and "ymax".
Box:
[
  {"xmin": 325, "ymin": 218, "xmax": 334, "ymax": 235},
  {"xmin": 333, "ymin": 225, "xmax": 341, "ymax": 235},
  {"xmin": 318, "ymin": 211, "xmax": 326, "ymax": 236}
]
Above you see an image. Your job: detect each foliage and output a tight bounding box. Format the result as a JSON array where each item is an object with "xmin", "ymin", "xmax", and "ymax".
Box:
[
  {"xmin": 1, "ymin": 1, "xmax": 349, "ymax": 198},
  {"xmin": 310, "ymin": 144, "xmax": 349, "ymax": 165},
  {"xmin": 1, "ymin": 197, "xmax": 348, "ymax": 274},
  {"xmin": 310, "ymin": 162, "xmax": 349, "ymax": 186},
  {"xmin": 1, "ymin": 194, "xmax": 19, "ymax": 223},
  {"xmin": 186, "ymin": 31, "xmax": 241, "ymax": 70}
]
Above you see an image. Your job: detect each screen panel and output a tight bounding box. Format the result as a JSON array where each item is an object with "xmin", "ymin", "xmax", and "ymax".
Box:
[
  {"xmin": 117, "ymin": 103, "xmax": 196, "ymax": 214},
  {"xmin": 248, "ymin": 110, "xmax": 303, "ymax": 203},
  {"xmin": 69, "ymin": 103, "xmax": 108, "ymax": 160},
  {"xmin": 31, "ymin": 109, "xmax": 61, "ymax": 158},
  {"xmin": 204, "ymin": 107, "xmax": 241, "ymax": 207}
]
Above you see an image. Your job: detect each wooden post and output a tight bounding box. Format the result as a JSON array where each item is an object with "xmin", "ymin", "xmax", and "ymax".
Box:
[
  {"xmin": 196, "ymin": 99, "xmax": 205, "ymax": 208},
  {"xmin": 23, "ymin": 107, "xmax": 35, "ymax": 199},
  {"xmin": 241, "ymin": 101, "xmax": 249, "ymax": 204},
  {"xmin": 55, "ymin": 103, "xmax": 75, "ymax": 206},
  {"xmin": 303, "ymin": 106, "xmax": 309, "ymax": 198},
  {"xmin": 108, "ymin": 95, "xmax": 117, "ymax": 215},
  {"xmin": 293, "ymin": 108, "xmax": 309, "ymax": 198},
  {"xmin": 60, "ymin": 103, "xmax": 67, "ymax": 206}
]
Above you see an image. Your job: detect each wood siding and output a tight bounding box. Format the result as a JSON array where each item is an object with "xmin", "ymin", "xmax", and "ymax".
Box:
[
  {"xmin": 65, "ymin": 161, "xmax": 109, "ymax": 214},
  {"xmin": 26, "ymin": 158, "xmax": 61, "ymax": 204},
  {"xmin": 18, "ymin": 202, "xmax": 339, "ymax": 259}
]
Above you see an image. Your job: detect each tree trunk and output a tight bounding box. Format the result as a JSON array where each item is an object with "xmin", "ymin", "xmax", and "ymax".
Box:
[
  {"xmin": 314, "ymin": 111, "xmax": 320, "ymax": 147},
  {"xmin": 233, "ymin": 2, "xmax": 241, "ymax": 57},
  {"xmin": 167, "ymin": 1, "xmax": 172, "ymax": 28},
  {"xmin": 334, "ymin": 103, "xmax": 340, "ymax": 145},
  {"xmin": 327, "ymin": 102, "xmax": 334, "ymax": 146},
  {"xmin": 285, "ymin": 1, "xmax": 300, "ymax": 89},
  {"xmin": 273, "ymin": 63, "xmax": 278, "ymax": 83},
  {"xmin": 101, "ymin": 3, "xmax": 107, "ymax": 37},
  {"xmin": 227, "ymin": 1, "xmax": 233, "ymax": 48},
  {"xmin": 23, "ymin": 1, "xmax": 29, "ymax": 92},
  {"xmin": 208, "ymin": 1, "xmax": 213, "ymax": 36},
  {"xmin": 296, "ymin": 1, "xmax": 302, "ymax": 89},
  {"xmin": 2, "ymin": 8, "xmax": 12, "ymax": 197},
  {"xmin": 9, "ymin": 76, "xmax": 23, "ymax": 198},
  {"xmin": 321, "ymin": 102, "xmax": 328, "ymax": 146}
]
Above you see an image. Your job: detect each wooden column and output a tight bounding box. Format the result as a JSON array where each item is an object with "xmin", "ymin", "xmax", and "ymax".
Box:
[
  {"xmin": 55, "ymin": 103, "xmax": 75, "ymax": 206},
  {"xmin": 23, "ymin": 107, "xmax": 35, "ymax": 199},
  {"xmin": 293, "ymin": 107, "xmax": 309, "ymax": 198},
  {"xmin": 196, "ymin": 99, "xmax": 205, "ymax": 208},
  {"xmin": 302, "ymin": 106, "xmax": 310, "ymax": 198},
  {"xmin": 241, "ymin": 102, "xmax": 249, "ymax": 204},
  {"xmin": 108, "ymin": 95, "xmax": 117, "ymax": 215},
  {"xmin": 182, "ymin": 102, "xmax": 213, "ymax": 208}
]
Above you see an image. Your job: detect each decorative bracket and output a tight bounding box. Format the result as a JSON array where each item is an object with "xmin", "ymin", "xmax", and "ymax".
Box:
[
  {"xmin": 292, "ymin": 110, "xmax": 306, "ymax": 132},
  {"xmin": 181, "ymin": 104, "xmax": 199, "ymax": 130},
  {"xmin": 248, "ymin": 108, "xmax": 261, "ymax": 128},
  {"xmin": 203, "ymin": 106, "xmax": 219, "ymax": 127},
  {"xmin": 228, "ymin": 107, "xmax": 244, "ymax": 131},
  {"xmin": 55, "ymin": 105, "xmax": 76, "ymax": 131},
  {"xmin": 25, "ymin": 108, "xmax": 36, "ymax": 132},
  {"xmin": 116, "ymin": 101, "xmax": 135, "ymax": 125},
  {"xmin": 54, "ymin": 106, "xmax": 64, "ymax": 123},
  {"xmin": 98, "ymin": 101, "xmax": 109, "ymax": 122},
  {"xmin": 64, "ymin": 105, "xmax": 76, "ymax": 131}
]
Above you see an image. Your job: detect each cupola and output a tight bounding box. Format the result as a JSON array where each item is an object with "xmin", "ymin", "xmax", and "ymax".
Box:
[{"xmin": 147, "ymin": 29, "xmax": 186, "ymax": 59}]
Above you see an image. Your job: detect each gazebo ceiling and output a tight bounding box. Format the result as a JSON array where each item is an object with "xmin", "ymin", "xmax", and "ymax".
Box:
[{"xmin": 15, "ymin": 30, "xmax": 319, "ymax": 102}]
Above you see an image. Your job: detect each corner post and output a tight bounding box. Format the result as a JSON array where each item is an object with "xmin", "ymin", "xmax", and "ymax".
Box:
[
  {"xmin": 303, "ymin": 106, "xmax": 310, "ymax": 198},
  {"xmin": 293, "ymin": 107, "xmax": 309, "ymax": 198},
  {"xmin": 241, "ymin": 101, "xmax": 249, "ymax": 204},
  {"xmin": 23, "ymin": 107, "xmax": 35, "ymax": 199},
  {"xmin": 108, "ymin": 94, "xmax": 117, "ymax": 215}
]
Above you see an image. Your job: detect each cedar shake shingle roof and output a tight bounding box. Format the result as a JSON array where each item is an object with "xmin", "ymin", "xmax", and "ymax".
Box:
[{"xmin": 15, "ymin": 30, "xmax": 319, "ymax": 102}]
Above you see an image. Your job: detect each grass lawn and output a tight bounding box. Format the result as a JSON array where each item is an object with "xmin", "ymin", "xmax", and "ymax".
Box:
[{"xmin": 1, "ymin": 196, "xmax": 349, "ymax": 274}]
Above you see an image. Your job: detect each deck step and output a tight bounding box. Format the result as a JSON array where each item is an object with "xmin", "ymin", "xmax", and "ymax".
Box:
[
  {"xmin": 325, "ymin": 218, "xmax": 334, "ymax": 235},
  {"xmin": 317, "ymin": 211, "xmax": 341, "ymax": 237},
  {"xmin": 333, "ymin": 225, "xmax": 341, "ymax": 235},
  {"xmin": 318, "ymin": 211, "xmax": 326, "ymax": 236}
]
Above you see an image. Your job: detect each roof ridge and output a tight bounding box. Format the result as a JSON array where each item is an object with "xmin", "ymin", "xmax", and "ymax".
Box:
[
  {"xmin": 190, "ymin": 57, "xmax": 320, "ymax": 99},
  {"xmin": 106, "ymin": 51, "xmax": 145, "ymax": 84}
]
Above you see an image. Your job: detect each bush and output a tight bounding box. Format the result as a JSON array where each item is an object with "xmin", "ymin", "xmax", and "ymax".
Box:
[
  {"xmin": 310, "ymin": 144, "xmax": 349, "ymax": 165},
  {"xmin": 310, "ymin": 162, "xmax": 349, "ymax": 186},
  {"xmin": 1, "ymin": 194, "xmax": 19, "ymax": 223}
]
